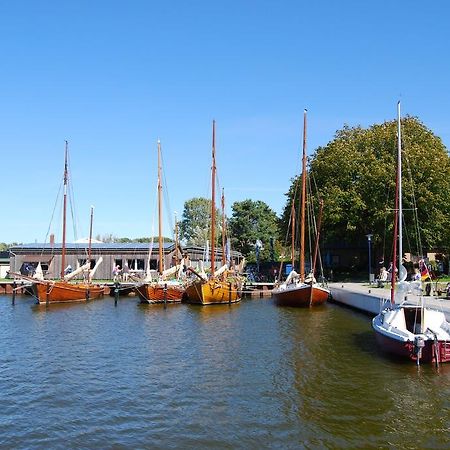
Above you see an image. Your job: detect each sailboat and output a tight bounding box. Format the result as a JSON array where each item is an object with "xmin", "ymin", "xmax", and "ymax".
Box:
[
  {"xmin": 31, "ymin": 142, "xmax": 105, "ymax": 304},
  {"xmin": 372, "ymin": 102, "xmax": 450, "ymax": 365},
  {"xmin": 184, "ymin": 121, "xmax": 242, "ymax": 305},
  {"xmin": 273, "ymin": 110, "xmax": 330, "ymax": 307},
  {"xmin": 135, "ymin": 140, "xmax": 186, "ymax": 304}
]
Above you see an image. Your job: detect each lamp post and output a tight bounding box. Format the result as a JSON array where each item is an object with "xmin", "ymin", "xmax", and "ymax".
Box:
[
  {"xmin": 366, "ymin": 234, "xmax": 373, "ymax": 285},
  {"xmin": 255, "ymin": 239, "xmax": 263, "ymax": 275}
]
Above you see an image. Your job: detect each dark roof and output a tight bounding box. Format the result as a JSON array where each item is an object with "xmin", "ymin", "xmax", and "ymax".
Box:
[{"xmin": 10, "ymin": 242, "xmax": 175, "ymax": 251}]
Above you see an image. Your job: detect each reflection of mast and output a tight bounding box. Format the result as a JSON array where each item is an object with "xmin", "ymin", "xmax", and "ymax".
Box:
[
  {"xmin": 211, "ymin": 120, "xmax": 216, "ymax": 275},
  {"xmin": 299, "ymin": 110, "xmax": 307, "ymax": 282},
  {"xmin": 61, "ymin": 140, "xmax": 69, "ymax": 279},
  {"xmin": 158, "ymin": 140, "xmax": 163, "ymax": 274},
  {"xmin": 222, "ymin": 188, "xmax": 226, "ymax": 266}
]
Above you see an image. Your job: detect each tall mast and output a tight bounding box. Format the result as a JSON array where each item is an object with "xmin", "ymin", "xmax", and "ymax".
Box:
[
  {"xmin": 291, "ymin": 202, "xmax": 295, "ymax": 269},
  {"xmin": 391, "ymin": 102, "xmax": 401, "ymax": 304},
  {"xmin": 299, "ymin": 109, "xmax": 307, "ymax": 282},
  {"xmin": 211, "ymin": 120, "xmax": 216, "ymax": 275},
  {"xmin": 174, "ymin": 212, "xmax": 179, "ymax": 267},
  {"xmin": 61, "ymin": 140, "xmax": 68, "ymax": 279},
  {"xmin": 397, "ymin": 101, "xmax": 403, "ymax": 276},
  {"xmin": 221, "ymin": 188, "xmax": 226, "ymax": 266},
  {"xmin": 157, "ymin": 139, "xmax": 163, "ymax": 274},
  {"xmin": 88, "ymin": 205, "xmax": 94, "ymax": 276}
]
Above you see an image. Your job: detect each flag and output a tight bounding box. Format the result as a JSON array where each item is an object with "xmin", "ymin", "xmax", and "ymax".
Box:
[{"xmin": 419, "ymin": 259, "xmax": 431, "ymax": 281}]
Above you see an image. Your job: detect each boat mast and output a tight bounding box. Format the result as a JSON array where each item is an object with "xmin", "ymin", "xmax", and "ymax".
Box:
[
  {"xmin": 300, "ymin": 109, "xmax": 307, "ymax": 282},
  {"xmin": 222, "ymin": 188, "xmax": 226, "ymax": 266},
  {"xmin": 88, "ymin": 205, "xmax": 94, "ymax": 280},
  {"xmin": 312, "ymin": 199, "xmax": 324, "ymax": 276},
  {"xmin": 174, "ymin": 213, "xmax": 179, "ymax": 267},
  {"xmin": 61, "ymin": 140, "xmax": 69, "ymax": 279},
  {"xmin": 291, "ymin": 202, "xmax": 295, "ymax": 269},
  {"xmin": 397, "ymin": 101, "xmax": 403, "ymax": 277},
  {"xmin": 158, "ymin": 139, "xmax": 164, "ymax": 274},
  {"xmin": 211, "ymin": 120, "xmax": 216, "ymax": 276},
  {"xmin": 391, "ymin": 102, "xmax": 401, "ymax": 304}
]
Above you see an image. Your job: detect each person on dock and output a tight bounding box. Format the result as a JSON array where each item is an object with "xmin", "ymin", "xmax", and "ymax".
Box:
[
  {"xmin": 113, "ymin": 265, "xmax": 122, "ymax": 282},
  {"xmin": 122, "ymin": 263, "xmax": 130, "ymax": 282}
]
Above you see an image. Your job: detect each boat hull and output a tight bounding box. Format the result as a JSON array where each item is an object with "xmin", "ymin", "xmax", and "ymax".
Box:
[
  {"xmin": 273, "ymin": 283, "xmax": 329, "ymax": 307},
  {"xmin": 184, "ymin": 279, "xmax": 241, "ymax": 305},
  {"xmin": 374, "ymin": 329, "xmax": 450, "ymax": 363},
  {"xmin": 32, "ymin": 281, "xmax": 105, "ymax": 304},
  {"xmin": 135, "ymin": 283, "xmax": 184, "ymax": 304}
]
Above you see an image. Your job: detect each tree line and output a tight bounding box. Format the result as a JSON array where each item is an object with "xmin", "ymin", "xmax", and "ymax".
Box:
[{"xmin": 180, "ymin": 116, "xmax": 450, "ymax": 268}]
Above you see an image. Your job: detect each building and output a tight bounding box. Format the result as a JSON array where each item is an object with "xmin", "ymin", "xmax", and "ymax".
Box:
[
  {"xmin": 0, "ymin": 251, "xmax": 10, "ymax": 278},
  {"xmin": 9, "ymin": 242, "xmax": 244, "ymax": 280}
]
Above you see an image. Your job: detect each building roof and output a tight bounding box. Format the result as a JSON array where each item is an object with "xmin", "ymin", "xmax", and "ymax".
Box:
[{"xmin": 10, "ymin": 242, "xmax": 175, "ymax": 251}]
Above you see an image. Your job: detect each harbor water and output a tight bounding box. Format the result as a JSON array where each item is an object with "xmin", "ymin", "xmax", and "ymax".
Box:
[{"xmin": 1, "ymin": 294, "xmax": 450, "ymax": 449}]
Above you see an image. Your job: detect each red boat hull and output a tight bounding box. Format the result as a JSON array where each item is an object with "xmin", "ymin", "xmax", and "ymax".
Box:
[
  {"xmin": 33, "ymin": 281, "xmax": 105, "ymax": 304},
  {"xmin": 374, "ymin": 330, "xmax": 450, "ymax": 363},
  {"xmin": 135, "ymin": 283, "xmax": 184, "ymax": 304},
  {"xmin": 273, "ymin": 283, "xmax": 329, "ymax": 307}
]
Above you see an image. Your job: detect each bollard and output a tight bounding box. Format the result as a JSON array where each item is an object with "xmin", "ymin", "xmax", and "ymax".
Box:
[
  {"xmin": 114, "ymin": 281, "xmax": 119, "ymax": 307},
  {"xmin": 12, "ymin": 281, "xmax": 16, "ymax": 305}
]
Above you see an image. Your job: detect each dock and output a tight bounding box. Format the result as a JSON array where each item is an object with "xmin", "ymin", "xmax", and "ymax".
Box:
[
  {"xmin": 242, "ymin": 281, "xmax": 274, "ymax": 298},
  {"xmin": 329, "ymin": 282, "xmax": 450, "ymax": 320}
]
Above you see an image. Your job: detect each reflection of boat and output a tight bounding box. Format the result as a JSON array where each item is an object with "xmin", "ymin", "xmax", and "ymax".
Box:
[
  {"xmin": 30, "ymin": 142, "xmax": 104, "ymax": 304},
  {"xmin": 372, "ymin": 103, "xmax": 450, "ymax": 365},
  {"xmin": 184, "ymin": 121, "xmax": 241, "ymax": 305},
  {"xmin": 135, "ymin": 140, "xmax": 185, "ymax": 304},
  {"xmin": 273, "ymin": 110, "xmax": 330, "ymax": 307}
]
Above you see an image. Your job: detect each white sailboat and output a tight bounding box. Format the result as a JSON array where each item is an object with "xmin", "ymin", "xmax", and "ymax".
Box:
[{"xmin": 372, "ymin": 102, "xmax": 450, "ymax": 365}]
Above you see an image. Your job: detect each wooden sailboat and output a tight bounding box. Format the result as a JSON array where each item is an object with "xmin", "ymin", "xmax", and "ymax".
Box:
[
  {"xmin": 372, "ymin": 102, "xmax": 450, "ymax": 365},
  {"xmin": 135, "ymin": 140, "xmax": 185, "ymax": 304},
  {"xmin": 31, "ymin": 142, "xmax": 105, "ymax": 304},
  {"xmin": 273, "ymin": 110, "xmax": 330, "ymax": 307},
  {"xmin": 184, "ymin": 121, "xmax": 241, "ymax": 305}
]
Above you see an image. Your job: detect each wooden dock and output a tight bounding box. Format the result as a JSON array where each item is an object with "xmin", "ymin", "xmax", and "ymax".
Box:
[
  {"xmin": 242, "ymin": 282, "xmax": 274, "ymax": 298},
  {"xmin": 0, "ymin": 280, "xmax": 32, "ymax": 295}
]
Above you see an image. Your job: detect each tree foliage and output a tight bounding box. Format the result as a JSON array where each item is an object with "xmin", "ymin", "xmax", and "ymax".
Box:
[
  {"xmin": 281, "ymin": 116, "xmax": 450, "ymax": 259},
  {"xmin": 179, "ymin": 197, "xmax": 222, "ymax": 246},
  {"xmin": 228, "ymin": 199, "xmax": 279, "ymax": 262}
]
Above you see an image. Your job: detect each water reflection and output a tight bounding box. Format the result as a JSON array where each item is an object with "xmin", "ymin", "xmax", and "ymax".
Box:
[{"xmin": 1, "ymin": 295, "xmax": 450, "ymax": 448}]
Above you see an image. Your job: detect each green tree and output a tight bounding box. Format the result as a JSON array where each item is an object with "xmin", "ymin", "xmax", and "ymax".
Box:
[
  {"xmin": 228, "ymin": 199, "xmax": 279, "ymax": 262},
  {"xmin": 281, "ymin": 116, "xmax": 450, "ymax": 258},
  {"xmin": 180, "ymin": 197, "xmax": 222, "ymax": 246}
]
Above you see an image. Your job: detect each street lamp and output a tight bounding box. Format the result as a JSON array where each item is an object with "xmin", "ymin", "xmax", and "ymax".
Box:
[
  {"xmin": 366, "ymin": 234, "xmax": 373, "ymax": 285},
  {"xmin": 255, "ymin": 239, "xmax": 263, "ymax": 275}
]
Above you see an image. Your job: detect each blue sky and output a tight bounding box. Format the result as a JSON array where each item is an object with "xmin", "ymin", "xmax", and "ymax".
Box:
[{"xmin": 1, "ymin": 0, "xmax": 449, "ymax": 244}]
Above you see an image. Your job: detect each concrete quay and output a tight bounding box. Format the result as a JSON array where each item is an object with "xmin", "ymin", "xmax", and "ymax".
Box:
[{"xmin": 328, "ymin": 282, "xmax": 450, "ymax": 321}]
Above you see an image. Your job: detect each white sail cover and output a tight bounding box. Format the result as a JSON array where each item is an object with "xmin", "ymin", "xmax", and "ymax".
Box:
[
  {"xmin": 64, "ymin": 262, "xmax": 90, "ymax": 281},
  {"xmin": 33, "ymin": 262, "xmax": 44, "ymax": 280}
]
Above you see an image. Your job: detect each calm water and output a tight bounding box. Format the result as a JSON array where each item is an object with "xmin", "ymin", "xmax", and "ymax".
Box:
[{"xmin": 1, "ymin": 294, "xmax": 450, "ymax": 449}]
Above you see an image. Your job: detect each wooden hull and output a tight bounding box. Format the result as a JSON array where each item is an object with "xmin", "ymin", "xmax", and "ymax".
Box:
[
  {"xmin": 273, "ymin": 283, "xmax": 329, "ymax": 307},
  {"xmin": 32, "ymin": 281, "xmax": 105, "ymax": 304},
  {"xmin": 135, "ymin": 283, "xmax": 184, "ymax": 304},
  {"xmin": 184, "ymin": 279, "xmax": 241, "ymax": 305},
  {"xmin": 374, "ymin": 329, "xmax": 450, "ymax": 364}
]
